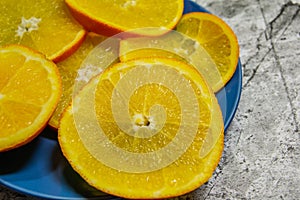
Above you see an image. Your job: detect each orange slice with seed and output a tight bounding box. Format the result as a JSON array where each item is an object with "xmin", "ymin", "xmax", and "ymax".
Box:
[
  {"xmin": 59, "ymin": 57, "xmax": 224, "ymax": 198},
  {"xmin": 0, "ymin": 0, "xmax": 86, "ymax": 62}
]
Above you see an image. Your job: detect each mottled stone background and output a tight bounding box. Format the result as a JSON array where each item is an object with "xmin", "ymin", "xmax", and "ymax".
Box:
[{"xmin": 1, "ymin": 0, "xmax": 299, "ymax": 199}]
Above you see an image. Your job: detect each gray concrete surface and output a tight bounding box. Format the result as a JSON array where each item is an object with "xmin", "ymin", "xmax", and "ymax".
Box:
[{"xmin": 1, "ymin": 0, "xmax": 299, "ymax": 199}]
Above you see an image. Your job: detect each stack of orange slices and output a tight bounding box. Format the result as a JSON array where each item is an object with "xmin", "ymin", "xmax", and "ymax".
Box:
[{"xmin": 0, "ymin": 0, "xmax": 239, "ymax": 199}]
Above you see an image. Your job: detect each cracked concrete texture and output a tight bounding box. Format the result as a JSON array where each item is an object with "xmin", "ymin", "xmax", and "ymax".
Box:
[
  {"xmin": 181, "ymin": 0, "xmax": 300, "ymax": 199},
  {"xmin": 0, "ymin": 0, "xmax": 299, "ymax": 199}
]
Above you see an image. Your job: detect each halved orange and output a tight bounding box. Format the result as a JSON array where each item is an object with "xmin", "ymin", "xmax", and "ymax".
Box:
[
  {"xmin": 0, "ymin": 0, "xmax": 86, "ymax": 62},
  {"xmin": 65, "ymin": 0, "xmax": 184, "ymax": 36},
  {"xmin": 48, "ymin": 32, "xmax": 107, "ymax": 129},
  {"xmin": 176, "ymin": 12, "xmax": 239, "ymax": 91},
  {"xmin": 119, "ymin": 30, "xmax": 223, "ymax": 92},
  {"xmin": 0, "ymin": 45, "xmax": 61, "ymax": 152},
  {"xmin": 59, "ymin": 57, "xmax": 224, "ymax": 198}
]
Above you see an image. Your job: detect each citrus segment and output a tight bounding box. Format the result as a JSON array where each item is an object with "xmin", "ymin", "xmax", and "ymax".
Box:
[
  {"xmin": 119, "ymin": 30, "xmax": 223, "ymax": 92},
  {"xmin": 65, "ymin": 0, "xmax": 184, "ymax": 36},
  {"xmin": 176, "ymin": 12, "xmax": 239, "ymax": 91},
  {"xmin": 0, "ymin": 0, "xmax": 86, "ymax": 62},
  {"xmin": 48, "ymin": 32, "xmax": 107, "ymax": 129},
  {"xmin": 0, "ymin": 45, "xmax": 61, "ymax": 152},
  {"xmin": 59, "ymin": 58, "xmax": 224, "ymax": 198}
]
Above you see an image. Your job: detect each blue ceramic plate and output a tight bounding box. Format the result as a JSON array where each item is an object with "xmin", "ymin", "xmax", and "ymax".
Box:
[{"xmin": 0, "ymin": 1, "xmax": 242, "ymax": 199}]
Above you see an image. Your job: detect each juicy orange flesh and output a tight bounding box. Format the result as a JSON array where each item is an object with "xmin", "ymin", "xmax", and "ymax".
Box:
[
  {"xmin": 49, "ymin": 33, "xmax": 107, "ymax": 128},
  {"xmin": 119, "ymin": 31, "xmax": 202, "ymax": 62},
  {"xmin": 59, "ymin": 58, "xmax": 224, "ymax": 198},
  {"xmin": 120, "ymin": 48, "xmax": 187, "ymax": 62},
  {"xmin": 0, "ymin": 45, "xmax": 61, "ymax": 151},
  {"xmin": 96, "ymin": 81, "xmax": 181, "ymax": 153},
  {"xmin": 2, "ymin": 60, "xmax": 52, "ymax": 105},
  {"xmin": 119, "ymin": 31, "xmax": 224, "ymax": 92},
  {"xmin": 68, "ymin": 0, "xmax": 183, "ymax": 29},
  {"xmin": 0, "ymin": 101, "xmax": 41, "ymax": 137},
  {"xmin": 0, "ymin": 0, "xmax": 84, "ymax": 59},
  {"xmin": 0, "ymin": 52, "xmax": 51, "ymax": 137},
  {"xmin": 60, "ymin": 97, "xmax": 222, "ymax": 198},
  {"xmin": 176, "ymin": 13, "xmax": 239, "ymax": 87}
]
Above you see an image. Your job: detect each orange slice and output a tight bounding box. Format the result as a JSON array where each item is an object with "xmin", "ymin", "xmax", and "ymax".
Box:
[
  {"xmin": 0, "ymin": 45, "xmax": 61, "ymax": 152},
  {"xmin": 176, "ymin": 12, "xmax": 239, "ymax": 91},
  {"xmin": 59, "ymin": 57, "xmax": 224, "ymax": 198},
  {"xmin": 0, "ymin": 0, "xmax": 86, "ymax": 62},
  {"xmin": 119, "ymin": 30, "xmax": 223, "ymax": 92},
  {"xmin": 48, "ymin": 32, "xmax": 107, "ymax": 129},
  {"xmin": 65, "ymin": 0, "xmax": 184, "ymax": 36}
]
